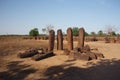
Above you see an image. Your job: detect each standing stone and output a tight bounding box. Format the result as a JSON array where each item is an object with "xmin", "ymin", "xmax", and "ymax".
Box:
[
  {"xmin": 57, "ymin": 29, "xmax": 63, "ymax": 50},
  {"xmin": 67, "ymin": 28, "xmax": 73, "ymax": 50},
  {"xmin": 48, "ymin": 30, "xmax": 55, "ymax": 51},
  {"xmin": 78, "ymin": 27, "xmax": 85, "ymax": 49}
]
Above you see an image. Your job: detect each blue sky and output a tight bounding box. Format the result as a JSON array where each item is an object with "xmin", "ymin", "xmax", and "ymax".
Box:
[{"xmin": 0, "ymin": 0, "xmax": 120, "ymax": 35}]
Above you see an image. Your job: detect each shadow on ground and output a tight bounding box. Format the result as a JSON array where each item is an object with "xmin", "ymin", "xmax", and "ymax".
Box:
[
  {"xmin": 0, "ymin": 61, "xmax": 37, "ymax": 80},
  {"xmin": 41, "ymin": 58, "xmax": 120, "ymax": 80},
  {"xmin": 1, "ymin": 58, "xmax": 120, "ymax": 80}
]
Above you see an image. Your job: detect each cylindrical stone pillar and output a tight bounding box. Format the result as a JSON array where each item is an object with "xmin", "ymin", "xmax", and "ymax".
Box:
[
  {"xmin": 48, "ymin": 30, "xmax": 55, "ymax": 51},
  {"xmin": 78, "ymin": 27, "xmax": 85, "ymax": 49},
  {"xmin": 67, "ymin": 28, "xmax": 73, "ymax": 50},
  {"xmin": 57, "ymin": 29, "xmax": 63, "ymax": 50}
]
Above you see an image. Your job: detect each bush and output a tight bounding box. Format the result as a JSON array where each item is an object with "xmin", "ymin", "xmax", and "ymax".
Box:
[
  {"xmin": 29, "ymin": 28, "xmax": 39, "ymax": 36},
  {"xmin": 72, "ymin": 27, "xmax": 79, "ymax": 36}
]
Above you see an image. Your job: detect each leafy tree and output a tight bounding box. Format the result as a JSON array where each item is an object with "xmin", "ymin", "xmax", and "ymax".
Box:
[
  {"xmin": 98, "ymin": 30, "xmax": 104, "ymax": 36},
  {"xmin": 72, "ymin": 27, "xmax": 79, "ymax": 36},
  {"xmin": 29, "ymin": 28, "xmax": 39, "ymax": 36},
  {"xmin": 111, "ymin": 31, "xmax": 116, "ymax": 36},
  {"xmin": 85, "ymin": 31, "xmax": 89, "ymax": 36},
  {"xmin": 90, "ymin": 32, "xmax": 96, "ymax": 36}
]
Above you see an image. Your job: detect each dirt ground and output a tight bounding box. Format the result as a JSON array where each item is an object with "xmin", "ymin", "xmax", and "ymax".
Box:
[{"xmin": 0, "ymin": 37, "xmax": 120, "ymax": 80}]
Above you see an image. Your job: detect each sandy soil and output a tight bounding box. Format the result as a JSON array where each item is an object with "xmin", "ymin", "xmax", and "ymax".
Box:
[{"xmin": 0, "ymin": 38, "xmax": 120, "ymax": 80}]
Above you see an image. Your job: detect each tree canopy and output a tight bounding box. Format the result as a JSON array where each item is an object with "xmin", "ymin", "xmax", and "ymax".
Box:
[
  {"xmin": 98, "ymin": 30, "xmax": 104, "ymax": 36},
  {"xmin": 72, "ymin": 27, "xmax": 79, "ymax": 36},
  {"xmin": 29, "ymin": 28, "xmax": 39, "ymax": 36},
  {"xmin": 90, "ymin": 32, "xmax": 96, "ymax": 36},
  {"xmin": 85, "ymin": 31, "xmax": 89, "ymax": 36}
]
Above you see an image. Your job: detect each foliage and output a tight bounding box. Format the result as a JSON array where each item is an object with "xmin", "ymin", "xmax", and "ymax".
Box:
[
  {"xmin": 105, "ymin": 25, "xmax": 118, "ymax": 36},
  {"xmin": 85, "ymin": 32, "xmax": 89, "ymax": 36},
  {"xmin": 72, "ymin": 27, "xmax": 79, "ymax": 36},
  {"xmin": 29, "ymin": 28, "xmax": 39, "ymax": 36},
  {"xmin": 98, "ymin": 30, "xmax": 104, "ymax": 36},
  {"xmin": 90, "ymin": 32, "xmax": 96, "ymax": 36},
  {"xmin": 111, "ymin": 31, "xmax": 116, "ymax": 36}
]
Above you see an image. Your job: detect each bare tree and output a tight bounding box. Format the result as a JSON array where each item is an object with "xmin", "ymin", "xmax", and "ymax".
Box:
[
  {"xmin": 46, "ymin": 24, "xmax": 54, "ymax": 34},
  {"xmin": 41, "ymin": 24, "xmax": 54, "ymax": 35},
  {"xmin": 42, "ymin": 28, "xmax": 46, "ymax": 35},
  {"xmin": 105, "ymin": 25, "xmax": 117, "ymax": 36}
]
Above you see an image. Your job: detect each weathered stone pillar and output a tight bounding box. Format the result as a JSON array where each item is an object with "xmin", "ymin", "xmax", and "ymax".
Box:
[
  {"xmin": 78, "ymin": 27, "xmax": 85, "ymax": 49},
  {"xmin": 57, "ymin": 29, "xmax": 63, "ymax": 50},
  {"xmin": 67, "ymin": 28, "xmax": 73, "ymax": 50},
  {"xmin": 48, "ymin": 30, "xmax": 55, "ymax": 51}
]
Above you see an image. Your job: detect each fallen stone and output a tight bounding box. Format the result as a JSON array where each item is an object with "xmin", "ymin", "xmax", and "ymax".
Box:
[
  {"xmin": 73, "ymin": 47, "xmax": 81, "ymax": 53},
  {"xmin": 87, "ymin": 52, "xmax": 97, "ymax": 60},
  {"xmin": 82, "ymin": 44, "xmax": 91, "ymax": 53},
  {"xmin": 94, "ymin": 53, "xmax": 104, "ymax": 59},
  {"xmin": 32, "ymin": 52, "xmax": 54, "ymax": 61},
  {"xmin": 70, "ymin": 52, "xmax": 90, "ymax": 61},
  {"xmin": 63, "ymin": 48, "xmax": 70, "ymax": 55},
  {"xmin": 78, "ymin": 53, "xmax": 90, "ymax": 61},
  {"xmin": 18, "ymin": 49, "xmax": 38, "ymax": 58}
]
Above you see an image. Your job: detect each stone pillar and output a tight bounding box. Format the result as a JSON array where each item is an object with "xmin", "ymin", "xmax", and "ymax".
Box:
[
  {"xmin": 57, "ymin": 29, "xmax": 63, "ymax": 50},
  {"xmin": 67, "ymin": 28, "xmax": 73, "ymax": 50},
  {"xmin": 78, "ymin": 27, "xmax": 85, "ymax": 49},
  {"xmin": 48, "ymin": 30, "xmax": 55, "ymax": 51}
]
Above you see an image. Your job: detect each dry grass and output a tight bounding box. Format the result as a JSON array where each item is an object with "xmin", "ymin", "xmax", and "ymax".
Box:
[{"xmin": 0, "ymin": 37, "xmax": 120, "ymax": 80}]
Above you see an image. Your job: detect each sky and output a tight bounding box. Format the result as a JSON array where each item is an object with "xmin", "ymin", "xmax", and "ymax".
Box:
[{"xmin": 0, "ymin": 0, "xmax": 120, "ymax": 35}]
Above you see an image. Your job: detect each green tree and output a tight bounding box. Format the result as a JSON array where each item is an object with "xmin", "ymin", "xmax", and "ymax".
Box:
[
  {"xmin": 72, "ymin": 27, "xmax": 79, "ymax": 36},
  {"xmin": 98, "ymin": 30, "xmax": 103, "ymax": 36},
  {"xmin": 85, "ymin": 31, "xmax": 89, "ymax": 36},
  {"xmin": 29, "ymin": 28, "xmax": 39, "ymax": 36},
  {"xmin": 90, "ymin": 32, "xmax": 96, "ymax": 36},
  {"xmin": 111, "ymin": 31, "xmax": 116, "ymax": 36}
]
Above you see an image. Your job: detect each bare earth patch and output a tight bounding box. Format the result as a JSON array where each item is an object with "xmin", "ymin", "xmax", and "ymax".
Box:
[{"xmin": 0, "ymin": 38, "xmax": 120, "ymax": 80}]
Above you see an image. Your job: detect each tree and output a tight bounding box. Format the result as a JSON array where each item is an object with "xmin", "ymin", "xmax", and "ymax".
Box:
[
  {"xmin": 42, "ymin": 28, "xmax": 46, "ymax": 33},
  {"xmin": 42, "ymin": 24, "xmax": 54, "ymax": 35},
  {"xmin": 29, "ymin": 28, "xmax": 39, "ymax": 36},
  {"xmin": 116, "ymin": 33, "xmax": 120, "ymax": 36},
  {"xmin": 111, "ymin": 31, "xmax": 116, "ymax": 36},
  {"xmin": 46, "ymin": 24, "xmax": 54, "ymax": 34},
  {"xmin": 85, "ymin": 31, "xmax": 89, "ymax": 36},
  {"xmin": 42, "ymin": 28, "xmax": 46, "ymax": 35},
  {"xmin": 105, "ymin": 25, "xmax": 117, "ymax": 36},
  {"xmin": 72, "ymin": 27, "xmax": 79, "ymax": 36},
  {"xmin": 98, "ymin": 30, "xmax": 104, "ymax": 36},
  {"xmin": 90, "ymin": 32, "xmax": 96, "ymax": 36}
]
